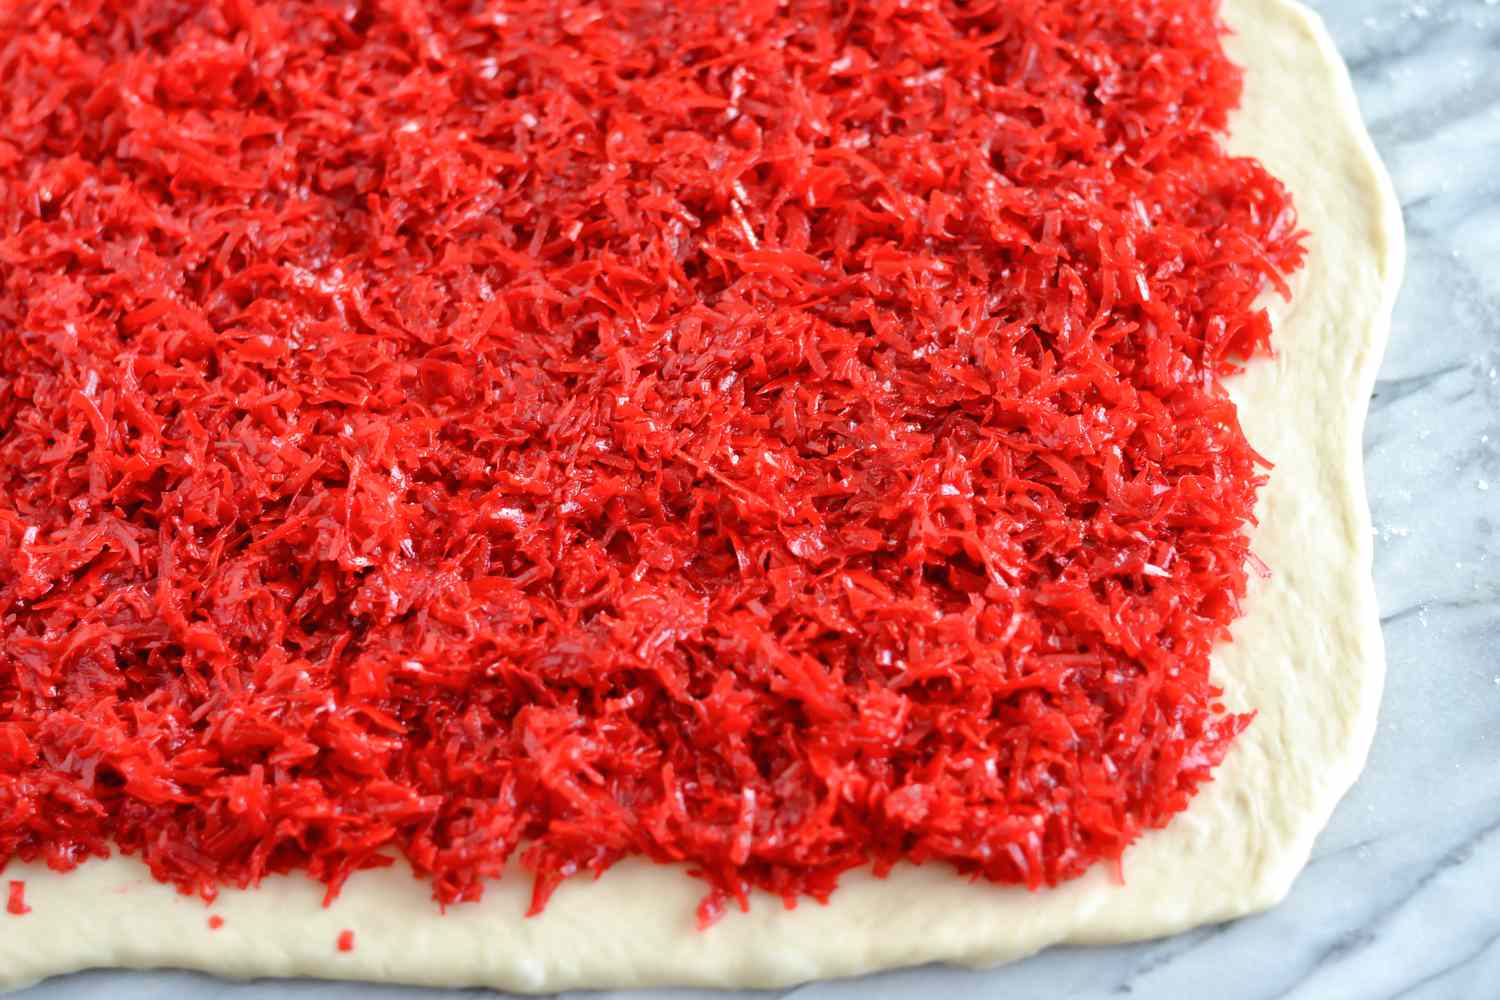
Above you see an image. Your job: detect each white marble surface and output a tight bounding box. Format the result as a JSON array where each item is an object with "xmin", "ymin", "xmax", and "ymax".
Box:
[{"xmin": 15, "ymin": 0, "xmax": 1500, "ymax": 998}]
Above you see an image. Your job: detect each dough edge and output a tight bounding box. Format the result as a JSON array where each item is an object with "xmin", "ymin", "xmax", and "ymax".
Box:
[{"xmin": 0, "ymin": 0, "xmax": 1404, "ymax": 992}]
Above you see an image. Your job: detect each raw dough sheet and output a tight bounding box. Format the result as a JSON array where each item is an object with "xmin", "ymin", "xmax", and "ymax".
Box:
[{"xmin": 0, "ymin": 0, "xmax": 1404, "ymax": 992}]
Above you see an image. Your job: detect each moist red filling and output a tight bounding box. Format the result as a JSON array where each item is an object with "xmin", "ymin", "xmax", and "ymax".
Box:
[
  {"xmin": 0, "ymin": 0, "xmax": 1303, "ymax": 924},
  {"xmin": 6, "ymin": 880, "xmax": 29, "ymax": 916}
]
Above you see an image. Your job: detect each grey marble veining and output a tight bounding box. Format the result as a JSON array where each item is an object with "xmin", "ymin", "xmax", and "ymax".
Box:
[{"xmin": 15, "ymin": 1, "xmax": 1500, "ymax": 998}]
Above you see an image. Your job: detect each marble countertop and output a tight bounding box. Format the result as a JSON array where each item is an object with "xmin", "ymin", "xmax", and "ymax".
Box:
[{"xmin": 16, "ymin": 1, "xmax": 1499, "ymax": 998}]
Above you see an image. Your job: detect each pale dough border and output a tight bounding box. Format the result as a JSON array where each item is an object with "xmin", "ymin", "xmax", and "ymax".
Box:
[{"xmin": 0, "ymin": 0, "xmax": 1404, "ymax": 992}]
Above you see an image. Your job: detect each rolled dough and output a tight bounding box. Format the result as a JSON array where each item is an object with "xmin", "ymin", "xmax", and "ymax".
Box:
[{"xmin": 0, "ymin": 0, "xmax": 1404, "ymax": 992}]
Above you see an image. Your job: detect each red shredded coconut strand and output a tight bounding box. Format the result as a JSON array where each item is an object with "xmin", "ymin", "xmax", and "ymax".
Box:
[
  {"xmin": 337, "ymin": 929, "xmax": 356, "ymax": 953},
  {"xmin": 7, "ymin": 881, "xmax": 29, "ymax": 916},
  {"xmin": 0, "ymin": 0, "xmax": 1304, "ymax": 926},
  {"xmin": 208, "ymin": 914, "xmax": 225, "ymax": 930}
]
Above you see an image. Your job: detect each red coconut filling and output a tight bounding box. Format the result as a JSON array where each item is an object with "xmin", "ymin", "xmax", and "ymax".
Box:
[
  {"xmin": 6, "ymin": 880, "xmax": 29, "ymax": 916},
  {"xmin": 0, "ymin": 0, "xmax": 1304, "ymax": 925}
]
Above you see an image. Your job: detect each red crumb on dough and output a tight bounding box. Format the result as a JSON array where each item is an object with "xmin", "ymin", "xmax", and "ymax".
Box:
[
  {"xmin": 6, "ymin": 881, "xmax": 29, "ymax": 916},
  {"xmin": 337, "ymin": 930, "xmax": 355, "ymax": 953},
  {"xmin": 0, "ymin": 0, "xmax": 1302, "ymax": 926},
  {"xmin": 208, "ymin": 915, "xmax": 225, "ymax": 930}
]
